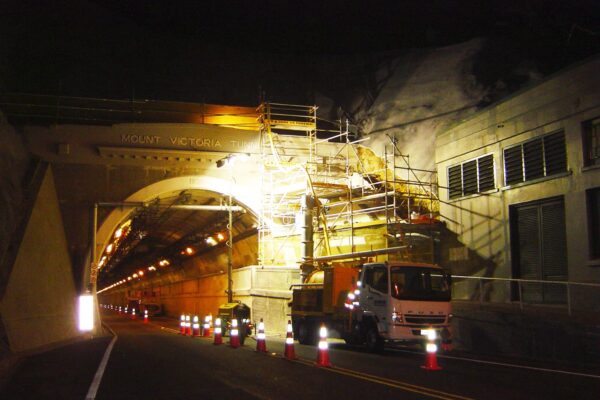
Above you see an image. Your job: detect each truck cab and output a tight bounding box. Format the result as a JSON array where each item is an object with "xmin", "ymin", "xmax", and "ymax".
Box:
[{"xmin": 355, "ymin": 262, "xmax": 451, "ymax": 351}]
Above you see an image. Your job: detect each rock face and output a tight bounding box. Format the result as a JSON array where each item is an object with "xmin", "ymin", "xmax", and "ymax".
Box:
[
  {"xmin": 323, "ymin": 39, "xmax": 488, "ymax": 172},
  {"xmin": 0, "ymin": 111, "xmax": 30, "ymax": 289},
  {"xmin": 0, "ymin": 111, "xmax": 31, "ymax": 354}
]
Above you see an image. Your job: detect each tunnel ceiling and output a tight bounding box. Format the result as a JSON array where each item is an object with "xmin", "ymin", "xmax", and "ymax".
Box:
[{"xmin": 97, "ymin": 189, "xmax": 257, "ymax": 288}]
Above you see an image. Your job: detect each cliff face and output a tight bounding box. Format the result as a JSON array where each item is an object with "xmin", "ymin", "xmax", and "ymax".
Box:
[
  {"xmin": 0, "ymin": 112, "xmax": 30, "ymax": 274},
  {"xmin": 320, "ymin": 39, "xmax": 488, "ymax": 172}
]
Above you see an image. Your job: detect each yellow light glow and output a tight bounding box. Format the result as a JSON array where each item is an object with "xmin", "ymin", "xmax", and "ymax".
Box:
[
  {"xmin": 206, "ymin": 236, "xmax": 217, "ymax": 246},
  {"xmin": 106, "ymin": 243, "xmax": 113, "ymax": 254},
  {"xmin": 159, "ymin": 259, "xmax": 170, "ymax": 267},
  {"xmin": 133, "ymin": 273, "xmax": 138, "ymax": 278},
  {"xmin": 138, "ymin": 271, "xmax": 144, "ymax": 276},
  {"xmin": 127, "ymin": 276, "xmax": 132, "ymax": 281},
  {"xmin": 185, "ymin": 247, "xmax": 194, "ymax": 255},
  {"xmin": 217, "ymin": 233, "xmax": 225, "ymax": 241},
  {"xmin": 114, "ymin": 228, "xmax": 123, "ymax": 239},
  {"xmin": 148, "ymin": 266, "xmax": 156, "ymax": 271}
]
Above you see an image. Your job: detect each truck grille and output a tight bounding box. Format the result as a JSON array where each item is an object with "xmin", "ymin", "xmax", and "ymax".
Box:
[{"xmin": 404, "ymin": 315, "xmax": 446, "ymax": 324}]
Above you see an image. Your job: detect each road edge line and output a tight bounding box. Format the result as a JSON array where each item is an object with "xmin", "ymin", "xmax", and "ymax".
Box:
[{"xmin": 84, "ymin": 323, "xmax": 118, "ymax": 400}]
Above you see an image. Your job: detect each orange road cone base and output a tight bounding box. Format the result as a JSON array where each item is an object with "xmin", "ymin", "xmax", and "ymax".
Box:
[
  {"xmin": 284, "ymin": 345, "xmax": 297, "ymax": 360},
  {"xmin": 421, "ymin": 353, "xmax": 442, "ymax": 371},
  {"xmin": 316, "ymin": 350, "xmax": 332, "ymax": 368},
  {"xmin": 256, "ymin": 340, "xmax": 267, "ymax": 352},
  {"xmin": 213, "ymin": 334, "xmax": 222, "ymax": 345}
]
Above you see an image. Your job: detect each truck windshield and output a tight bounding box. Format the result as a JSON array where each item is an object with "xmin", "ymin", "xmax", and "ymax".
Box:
[{"xmin": 390, "ymin": 267, "xmax": 450, "ymax": 301}]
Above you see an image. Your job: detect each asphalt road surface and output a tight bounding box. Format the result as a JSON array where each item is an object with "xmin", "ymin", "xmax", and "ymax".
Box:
[
  {"xmin": 6, "ymin": 310, "xmax": 595, "ymax": 400},
  {"xmin": 85, "ymin": 312, "xmax": 600, "ymax": 400}
]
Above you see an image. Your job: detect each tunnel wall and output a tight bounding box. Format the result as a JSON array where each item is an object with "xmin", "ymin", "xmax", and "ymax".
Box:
[
  {"xmin": 0, "ymin": 167, "xmax": 79, "ymax": 352},
  {"xmin": 101, "ymin": 265, "xmax": 300, "ymax": 334}
]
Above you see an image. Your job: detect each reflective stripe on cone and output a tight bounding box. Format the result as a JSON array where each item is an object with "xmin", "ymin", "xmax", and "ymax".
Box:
[
  {"xmin": 284, "ymin": 320, "xmax": 297, "ymax": 360},
  {"xmin": 229, "ymin": 319, "xmax": 240, "ymax": 348},
  {"xmin": 256, "ymin": 318, "xmax": 267, "ymax": 353},
  {"xmin": 316, "ymin": 324, "xmax": 332, "ymax": 367},
  {"xmin": 421, "ymin": 328, "xmax": 442, "ymax": 371},
  {"xmin": 213, "ymin": 318, "xmax": 223, "ymax": 345}
]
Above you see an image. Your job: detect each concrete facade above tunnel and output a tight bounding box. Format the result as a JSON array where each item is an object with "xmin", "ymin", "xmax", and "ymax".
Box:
[
  {"xmin": 21, "ymin": 122, "xmax": 348, "ymax": 292},
  {"xmin": 21, "ymin": 123, "xmax": 266, "ymax": 289},
  {"xmin": 19, "ymin": 111, "xmax": 442, "ymax": 337}
]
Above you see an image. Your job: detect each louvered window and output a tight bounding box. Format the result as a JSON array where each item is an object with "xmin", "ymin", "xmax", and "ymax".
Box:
[
  {"xmin": 588, "ymin": 188, "xmax": 600, "ymax": 259},
  {"xmin": 510, "ymin": 197, "xmax": 567, "ymax": 304},
  {"xmin": 503, "ymin": 131, "xmax": 567, "ymax": 186},
  {"xmin": 447, "ymin": 154, "xmax": 495, "ymax": 199},
  {"xmin": 582, "ymin": 117, "xmax": 600, "ymax": 167}
]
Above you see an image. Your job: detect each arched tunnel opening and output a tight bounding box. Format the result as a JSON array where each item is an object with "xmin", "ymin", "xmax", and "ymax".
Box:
[{"xmin": 95, "ymin": 187, "xmax": 270, "ymax": 325}]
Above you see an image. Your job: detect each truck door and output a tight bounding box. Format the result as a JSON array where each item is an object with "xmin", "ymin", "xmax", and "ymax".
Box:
[{"xmin": 361, "ymin": 264, "xmax": 389, "ymax": 329}]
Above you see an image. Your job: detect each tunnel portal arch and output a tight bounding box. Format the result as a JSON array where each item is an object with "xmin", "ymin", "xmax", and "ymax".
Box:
[{"xmin": 96, "ymin": 174, "xmax": 262, "ymax": 269}]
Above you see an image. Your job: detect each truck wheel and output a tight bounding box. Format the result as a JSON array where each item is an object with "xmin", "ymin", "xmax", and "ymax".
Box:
[
  {"xmin": 297, "ymin": 320, "xmax": 316, "ymax": 345},
  {"xmin": 365, "ymin": 327, "xmax": 384, "ymax": 353}
]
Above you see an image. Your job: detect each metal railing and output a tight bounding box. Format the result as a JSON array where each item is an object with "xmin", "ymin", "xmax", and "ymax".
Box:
[{"xmin": 451, "ymin": 274, "xmax": 600, "ymax": 316}]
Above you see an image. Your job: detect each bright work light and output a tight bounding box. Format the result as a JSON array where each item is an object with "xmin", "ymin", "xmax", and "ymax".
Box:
[{"xmin": 78, "ymin": 294, "xmax": 94, "ymax": 332}]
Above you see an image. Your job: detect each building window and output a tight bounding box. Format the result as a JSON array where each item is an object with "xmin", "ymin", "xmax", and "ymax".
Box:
[
  {"xmin": 503, "ymin": 131, "xmax": 567, "ymax": 186},
  {"xmin": 588, "ymin": 188, "xmax": 600, "ymax": 259},
  {"xmin": 582, "ymin": 117, "xmax": 600, "ymax": 167},
  {"xmin": 510, "ymin": 197, "xmax": 567, "ymax": 304},
  {"xmin": 448, "ymin": 154, "xmax": 495, "ymax": 199}
]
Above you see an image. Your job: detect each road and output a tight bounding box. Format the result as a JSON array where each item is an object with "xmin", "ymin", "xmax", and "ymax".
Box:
[{"xmin": 89, "ymin": 312, "xmax": 600, "ymax": 399}]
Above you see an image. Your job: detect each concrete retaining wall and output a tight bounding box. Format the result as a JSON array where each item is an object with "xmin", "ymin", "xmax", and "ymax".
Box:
[
  {"xmin": 0, "ymin": 167, "xmax": 79, "ymax": 352},
  {"xmin": 100, "ymin": 265, "xmax": 301, "ymax": 334},
  {"xmin": 452, "ymin": 301, "xmax": 600, "ymax": 368}
]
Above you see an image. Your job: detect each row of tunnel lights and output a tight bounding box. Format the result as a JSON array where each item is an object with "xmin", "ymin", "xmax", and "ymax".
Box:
[{"xmin": 97, "ymin": 221, "xmax": 228, "ymax": 294}]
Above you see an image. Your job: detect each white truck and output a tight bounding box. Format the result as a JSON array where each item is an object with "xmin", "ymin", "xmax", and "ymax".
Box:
[{"xmin": 291, "ymin": 261, "xmax": 452, "ymax": 352}]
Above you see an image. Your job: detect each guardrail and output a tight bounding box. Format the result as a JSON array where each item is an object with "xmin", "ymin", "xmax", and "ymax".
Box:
[{"xmin": 451, "ymin": 275, "xmax": 600, "ymax": 316}]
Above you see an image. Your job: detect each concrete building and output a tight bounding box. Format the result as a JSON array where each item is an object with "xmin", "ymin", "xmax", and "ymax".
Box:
[{"xmin": 436, "ymin": 55, "xmax": 600, "ymax": 310}]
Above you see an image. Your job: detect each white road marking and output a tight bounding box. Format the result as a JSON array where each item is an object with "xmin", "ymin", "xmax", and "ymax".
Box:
[
  {"xmin": 392, "ymin": 348, "xmax": 600, "ymax": 379},
  {"xmin": 85, "ymin": 325, "xmax": 118, "ymax": 400}
]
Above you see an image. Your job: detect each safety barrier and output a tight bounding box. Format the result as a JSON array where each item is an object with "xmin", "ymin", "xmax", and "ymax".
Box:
[
  {"xmin": 451, "ymin": 275, "xmax": 600, "ymax": 316},
  {"xmin": 213, "ymin": 318, "xmax": 223, "ymax": 345},
  {"xmin": 192, "ymin": 316, "xmax": 200, "ymax": 337},
  {"xmin": 229, "ymin": 319, "xmax": 240, "ymax": 348},
  {"xmin": 316, "ymin": 324, "xmax": 331, "ymax": 367},
  {"xmin": 255, "ymin": 318, "xmax": 267, "ymax": 353},
  {"xmin": 284, "ymin": 320, "xmax": 296, "ymax": 360},
  {"xmin": 203, "ymin": 315, "xmax": 212, "ymax": 337},
  {"xmin": 421, "ymin": 328, "xmax": 442, "ymax": 371}
]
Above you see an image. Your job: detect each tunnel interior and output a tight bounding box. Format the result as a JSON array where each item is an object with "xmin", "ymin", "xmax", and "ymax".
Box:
[{"xmin": 97, "ymin": 188, "xmax": 259, "ymax": 294}]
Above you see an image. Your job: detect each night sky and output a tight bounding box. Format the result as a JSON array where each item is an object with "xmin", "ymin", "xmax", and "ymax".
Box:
[{"xmin": 1, "ymin": 0, "xmax": 599, "ymax": 106}]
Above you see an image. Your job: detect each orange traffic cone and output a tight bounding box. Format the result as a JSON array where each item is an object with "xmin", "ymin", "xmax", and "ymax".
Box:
[
  {"xmin": 213, "ymin": 317, "xmax": 223, "ymax": 345},
  {"xmin": 144, "ymin": 310, "xmax": 149, "ymax": 324},
  {"xmin": 192, "ymin": 315, "xmax": 200, "ymax": 337},
  {"xmin": 421, "ymin": 329, "xmax": 442, "ymax": 371},
  {"xmin": 284, "ymin": 320, "xmax": 297, "ymax": 360},
  {"xmin": 203, "ymin": 314, "xmax": 212, "ymax": 337},
  {"xmin": 256, "ymin": 318, "xmax": 267, "ymax": 352},
  {"xmin": 229, "ymin": 318, "xmax": 240, "ymax": 348},
  {"xmin": 316, "ymin": 324, "xmax": 332, "ymax": 367},
  {"xmin": 180, "ymin": 314, "xmax": 186, "ymax": 335}
]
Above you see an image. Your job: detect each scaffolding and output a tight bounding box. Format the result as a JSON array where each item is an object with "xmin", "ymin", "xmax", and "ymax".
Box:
[{"xmin": 258, "ymin": 102, "xmax": 440, "ymax": 268}]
